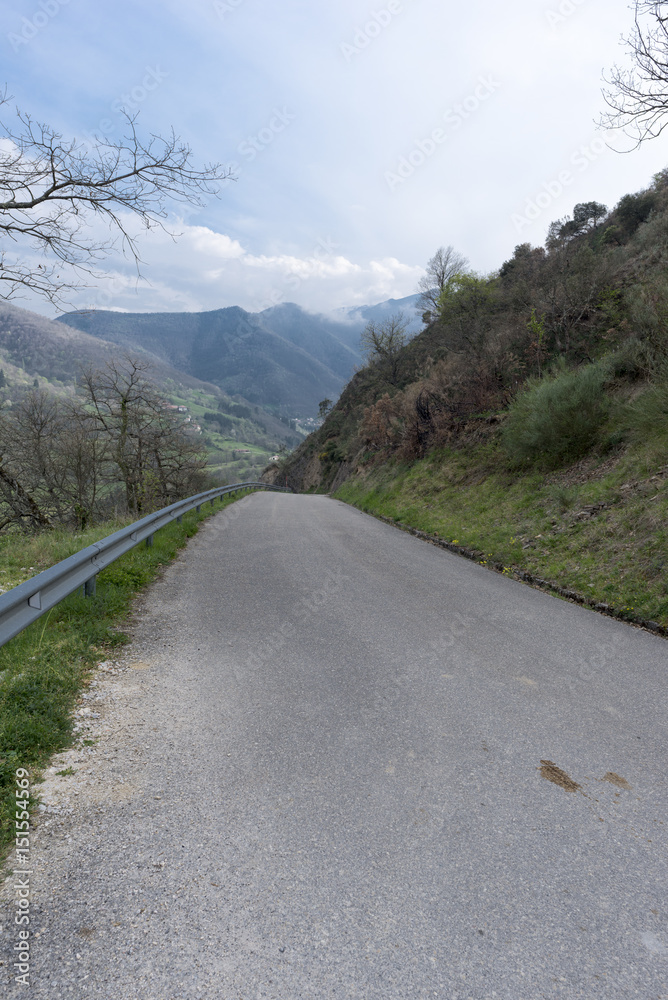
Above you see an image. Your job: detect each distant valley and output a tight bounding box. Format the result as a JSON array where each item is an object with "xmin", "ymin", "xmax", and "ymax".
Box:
[
  {"xmin": 0, "ymin": 293, "xmax": 422, "ymax": 482},
  {"xmin": 0, "ymin": 301, "xmax": 298, "ymax": 482}
]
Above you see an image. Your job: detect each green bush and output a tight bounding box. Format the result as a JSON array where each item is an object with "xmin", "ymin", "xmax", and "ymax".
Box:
[
  {"xmin": 503, "ymin": 362, "xmax": 609, "ymax": 467},
  {"xmin": 602, "ymin": 339, "xmax": 647, "ymax": 383},
  {"xmin": 318, "ymin": 439, "xmax": 344, "ymax": 465}
]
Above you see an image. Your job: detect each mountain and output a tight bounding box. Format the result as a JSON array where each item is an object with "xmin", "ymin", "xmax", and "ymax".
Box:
[
  {"xmin": 333, "ymin": 293, "xmax": 423, "ymax": 337},
  {"xmin": 0, "ymin": 301, "xmax": 221, "ymax": 394},
  {"xmin": 257, "ymin": 303, "xmax": 362, "ymax": 375},
  {"xmin": 56, "ymin": 304, "xmax": 355, "ymax": 417},
  {"xmin": 56, "ymin": 296, "xmax": 424, "ymax": 417}
]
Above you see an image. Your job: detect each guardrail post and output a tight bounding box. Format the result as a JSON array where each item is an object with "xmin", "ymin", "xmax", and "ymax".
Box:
[
  {"xmin": 177, "ymin": 515, "xmax": 183, "ymax": 523},
  {"xmin": 84, "ymin": 576, "xmax": 96, "ymax": 598},
  {"xmin": 210, "ymin": 498, "xmax": 215, "ymax": 507},
  {"xmin": 146, "ymin": 534, "xmax": 154, "ymax": 548},
  {"xmin": 196, "ymin": 505, "xmax": 201, "ymax": 513}
]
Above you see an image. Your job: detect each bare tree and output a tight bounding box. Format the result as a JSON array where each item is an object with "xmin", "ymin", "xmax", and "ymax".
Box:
[
  {"xmin": 58, "ymin": 402, "xmax": 107, "ymax": 529},
  {"xmin": 0, "ymin": 94, "xmax": 231, "ymax": 305},
  {"xmin": 79, "ymin": 357, "xmax": 208, "ymax": 515},
  {"xmin": 0, "ymin": 426, "xmax": 54, "ymax": 531},
  {"xmin": 416, "ymin": 245, "xmax": 469, "ymax": 322},
  {"xmin": 361, "ymin": 313, "xmax": 409, "ymax": 387},
  {"xmin": 0, "ymin": 389, "xmax": 105, "ymax": 531},
  {"xmin": 601, "ymin": 1, "xmax": 668, "ymax": 146}
]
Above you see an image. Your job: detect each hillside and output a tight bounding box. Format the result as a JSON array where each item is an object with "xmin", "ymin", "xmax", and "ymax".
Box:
[
  {"xmin": 271, "ymin": 173, "xmax": 668, "ymax": 632},
  {"xmin": 0, "ymin": 301, "xmax": 218, "ymax": 395}
]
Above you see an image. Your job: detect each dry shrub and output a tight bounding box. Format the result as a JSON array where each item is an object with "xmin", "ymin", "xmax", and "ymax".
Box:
[
  {"xmin": 360, "ymin": 394, "xmax": 403, "ymax": 452},
  {"xmin": 361, "ymin": 331, "xmax": 524, "ymax": 462}
]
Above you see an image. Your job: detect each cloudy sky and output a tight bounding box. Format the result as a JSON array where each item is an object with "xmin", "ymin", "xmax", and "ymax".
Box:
[{"xmin": 3, "ymin": 0, "xmax": 668, "ymax": 319}]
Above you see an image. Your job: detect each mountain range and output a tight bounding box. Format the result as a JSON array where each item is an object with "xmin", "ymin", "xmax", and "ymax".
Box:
[{"xmin": 56, "ymin": 294, "xmax": 422, "ymax": 416}]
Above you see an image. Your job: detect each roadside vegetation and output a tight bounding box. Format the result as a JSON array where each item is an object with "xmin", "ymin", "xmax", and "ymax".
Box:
[
  {"xmin": 0, "ymin": 493, "xmax": 244, "ymax": 861},
  {"xmin": 278, "ymin": 171, "xmax": 668, "ymax": 630},
  {"xmin": 0, "ymin": 356, "xmax": 210, "ymax": 531}
]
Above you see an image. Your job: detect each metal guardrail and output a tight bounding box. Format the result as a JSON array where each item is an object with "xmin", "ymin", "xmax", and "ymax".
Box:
[{"xmin": 0, "ymin": 481, "xmax": 291, "ymax": 649}]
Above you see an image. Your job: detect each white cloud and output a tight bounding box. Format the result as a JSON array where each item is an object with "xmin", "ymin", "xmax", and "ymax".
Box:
[
  {"xmin": 183, "ymin": 226, "xmax": 245, "ymax": 260},
  {"xmin": 49, "ymin": 218, "xmax": 424, "ymax": 317}
]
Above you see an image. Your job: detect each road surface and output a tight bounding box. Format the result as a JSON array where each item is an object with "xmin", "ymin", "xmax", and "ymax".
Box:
[{"xmin": 1, "ymin": 492, "xmax": 667, "ymax": 998}]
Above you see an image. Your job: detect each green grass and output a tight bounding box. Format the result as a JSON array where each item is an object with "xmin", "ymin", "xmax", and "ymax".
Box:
[
  {"xmin": 0, "ymin": 519, "xmax": 135, "ymax": 594},
  {"xmin": 335, "ymin": 435, "xmax": 668, "ymax": 629},
  {"xmin": 0, "ymin": 492, "xmax": 246, "ymax": 860}
]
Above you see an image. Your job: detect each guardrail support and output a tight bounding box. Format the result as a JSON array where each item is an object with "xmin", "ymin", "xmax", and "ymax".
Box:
[
  {"xmin": 176, "ymin": 515, "xmax": 183, "ymax": 523},
  {"xmin": 146, "ymin": 534, "xmax": 154, "ymax": 548},
  {"xmin": 84, "ymin": 576, "xmax": 96, "ymax": 598}
]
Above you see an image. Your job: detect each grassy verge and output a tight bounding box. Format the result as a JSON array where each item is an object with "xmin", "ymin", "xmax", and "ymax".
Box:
[
  {"xmin": 0, "ymin": 493, "xmax": 243, "ymax": 860},
  {"xmin": 335, "ymin": 436, "xmax": 668, "ymax": 630}
]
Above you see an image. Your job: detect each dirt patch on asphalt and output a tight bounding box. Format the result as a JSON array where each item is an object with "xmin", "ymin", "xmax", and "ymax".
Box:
[
  {"xmin": 539, "ymin": 760, "xmax": 581, "ymax": 793},
  {"xmin": 602, "ymin": 771, "xmax": 632, "ymax": 790}
]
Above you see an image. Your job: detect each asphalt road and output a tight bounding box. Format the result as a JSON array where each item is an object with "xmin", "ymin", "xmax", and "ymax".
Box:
[{"xmin": 2, "ymin": 492, "xmax": 667, "ymax": 999}]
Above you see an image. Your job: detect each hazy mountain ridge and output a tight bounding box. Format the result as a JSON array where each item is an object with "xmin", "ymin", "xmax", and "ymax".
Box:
[
  {"xmin": 57, "ymin": 295, "xmax": 423, "ymax": 416},
  {"xmin": 56, "ymin": 305, "xmax": 348, "ymax": 416},
  {"xmin": 331, "ymin": 294, "xmax": 423, "ymax": 336},
  {"xmin": 0, "ymin": 300, "xmax": 311, "ymax": 483},
  {"xmin": 0, "ymin": 302, "xmax": 221, "ymax": 394}
]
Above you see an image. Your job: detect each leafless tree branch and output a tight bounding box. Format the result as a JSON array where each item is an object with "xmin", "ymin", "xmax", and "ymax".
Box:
[
  {"xmin": 600, "ymin": 1, "xmax": 668, "ymax": 147},
  {"xmin": 0, "ymin": 93, "xmax": 233, "ymax": 305}
]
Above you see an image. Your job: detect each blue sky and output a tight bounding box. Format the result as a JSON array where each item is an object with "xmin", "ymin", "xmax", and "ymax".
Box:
[{"xmin": 3, "ymin": 0, "xmax": 668, "ymax": 318}]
